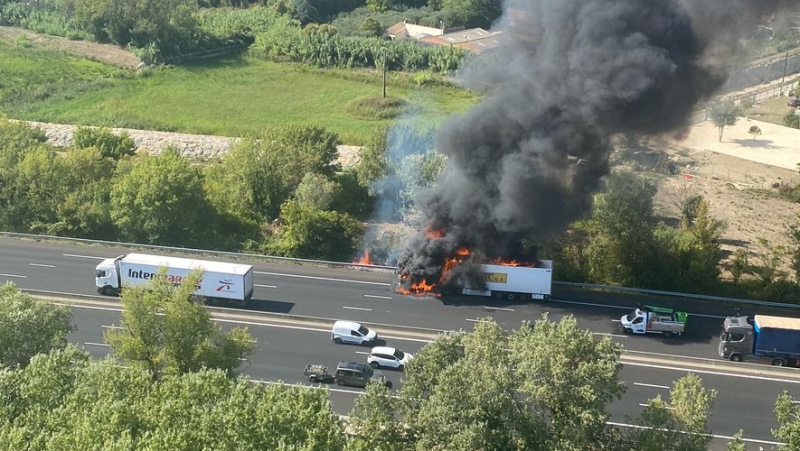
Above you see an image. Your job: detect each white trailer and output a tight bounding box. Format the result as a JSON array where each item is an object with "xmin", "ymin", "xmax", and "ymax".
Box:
[
  {"xmin": 462, "ymin": 261, "xmax": 553, "ymax": 301},
  {"xmin": 95, "ymin": 253, "xmax": 254, "ymax": 306}
]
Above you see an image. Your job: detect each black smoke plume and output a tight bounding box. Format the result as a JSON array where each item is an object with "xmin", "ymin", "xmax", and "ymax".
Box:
[{"xmin": 398, "ymin": 0, "xmax": 786, "ymax": 287}]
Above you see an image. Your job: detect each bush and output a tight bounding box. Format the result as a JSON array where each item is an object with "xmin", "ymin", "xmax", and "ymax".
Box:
[{"xmin": 346, "ymin": 96, "xmax": 407, "ymax": 119}]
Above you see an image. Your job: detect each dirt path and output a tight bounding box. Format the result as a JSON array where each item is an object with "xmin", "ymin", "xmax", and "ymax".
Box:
[{"xmin": 0, "ymin": 26, "xmax": 141, "ymax": 69}]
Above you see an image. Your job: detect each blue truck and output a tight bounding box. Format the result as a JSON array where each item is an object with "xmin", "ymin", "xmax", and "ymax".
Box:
[{"xmin": 719, "ymin": 315, "xmax": 800, "ymax": 367}]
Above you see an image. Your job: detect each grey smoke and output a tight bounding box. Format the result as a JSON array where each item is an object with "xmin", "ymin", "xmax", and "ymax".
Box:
[{"xmin": 398, "ymin": 0, "xmax": 786, "ymax": 285}]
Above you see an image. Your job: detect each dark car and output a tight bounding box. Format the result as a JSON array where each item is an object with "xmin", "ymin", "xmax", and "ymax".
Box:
[
  {"xmin": 788, "ymin": 98, "xmax": 800, "ymax": 108},
  {"xmin": 334, "ymin": 361, "xmax": 389, "ymax": 388}
]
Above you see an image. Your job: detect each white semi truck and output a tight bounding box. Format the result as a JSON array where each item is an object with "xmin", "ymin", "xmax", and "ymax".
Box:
[
  {"xmin": 95, "ymin": 253, "xmax": 254, "ymax": 306},
  {"xmin": 462, "ymin": 261, "xmax": 553, "ymax": 301}
]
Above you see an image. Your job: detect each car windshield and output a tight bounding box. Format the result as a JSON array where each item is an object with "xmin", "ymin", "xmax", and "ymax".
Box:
[
  {"xmin": 358, "ymin": 325, "xmax": 370, "ymax": 336},
  {"xmin": 625, "ymin": 311, "xmax": 638, "ymax": 322},
  {"xmin": 393, "ymin": 349, "xmax": 405, "ymax": 360},
  {"xmin": 96, "ymin": 270, "xmax": 106, "ymax": 278},
  {"xmin": 720, "ymin": 331, "xmax": 729, "ymax": 341}
]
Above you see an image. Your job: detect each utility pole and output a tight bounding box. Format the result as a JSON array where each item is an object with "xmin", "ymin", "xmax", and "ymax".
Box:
[{"xmin": 780, "ymin": 51, "xmax": 790, "ymax": 96}]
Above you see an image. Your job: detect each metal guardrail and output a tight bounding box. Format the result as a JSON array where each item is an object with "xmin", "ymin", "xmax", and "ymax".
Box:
[
  {"xmin": 2, "ymin": 231, "xmax": 795, "ymax": 310},
  {"xmin": 0, "ymin": 231, "xmax": 396, "ymax": 271},
  {"xmin": 553, "ymin": 281, "xmax": 799, "ymax": 310}
]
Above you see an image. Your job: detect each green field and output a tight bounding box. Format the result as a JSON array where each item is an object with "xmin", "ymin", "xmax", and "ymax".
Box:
[
  {"xmin": 0, "ymin": 44, "xmax": 478, "ymax": 145},
  {"xmin": 742, "ymin": 95, "xmax": 798, "ymax": 126}
]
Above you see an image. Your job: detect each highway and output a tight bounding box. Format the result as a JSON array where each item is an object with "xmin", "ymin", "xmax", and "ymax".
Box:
[{"xmin": 2, "ymin": 236, "xmax": 800, "ymax": 449}]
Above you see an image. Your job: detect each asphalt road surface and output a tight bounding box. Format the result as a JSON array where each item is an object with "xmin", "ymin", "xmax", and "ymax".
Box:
[{"xmin": 3, "ymin": 236, "xmax": 800, "ymax": 449}]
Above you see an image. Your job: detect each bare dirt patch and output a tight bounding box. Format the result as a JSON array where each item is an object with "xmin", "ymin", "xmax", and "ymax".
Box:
[
  {"xmin": 645, "ymin": 118, "xmax": 800, "ymax": 273},
  {"xmin": 0, "ymin": 26, "xmax": 140, "ymax": 69}
]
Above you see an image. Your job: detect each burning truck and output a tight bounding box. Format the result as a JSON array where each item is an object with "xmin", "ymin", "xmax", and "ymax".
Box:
[{"xmin": 395, "ymin": 237, "xmax": 552, "ymax": 301}]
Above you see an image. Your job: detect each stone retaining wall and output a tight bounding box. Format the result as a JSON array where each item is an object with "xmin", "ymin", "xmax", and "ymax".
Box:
[{"xmin": 22, "ymin": 121, "xmax": 362, "ymax": 167}]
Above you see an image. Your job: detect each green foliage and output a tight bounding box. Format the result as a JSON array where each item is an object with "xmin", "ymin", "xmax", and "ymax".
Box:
[
  {"xmin": 251, "ymin": 20, "xmax": 464, "ymax": 74},
  {"xmin": 366, "ymin": 0, "xmax": 392, "ymax": 13},
  {"xmin": 270, "ymin": 201, "xmax": 364, "ymax": 261},
  {"xmin": 110, "ymin": 149, "xmax": 212, "ymax": 246},
  {"xmin": 0, "ymin": 282, "xmax": 73, "ymax": 369},
  {"xmin": 331, "ymin": 6, "xmax": 446, "ymax": 37},
  {"xmin": 206, "ymin": 125, "xmax": 341, "ymax": 224},
  {"xmin": 726, "ymin": 430, "xmax": 747, "ymax": 451},
  {"xmin": 358, "ymin": 17, "xmax": 385, "ymax": 37},
  {"xmin": 709, "ymin": 100, "xmax": 741, "ymax": 142},
  {"xmin": 627, "ymin": 374, "xmax": 716, "ymax": 451},
  {"xmin": 441, "ymin": 0, "xmax": 502, "ymax": 28},
  {"xmin": 775, "ymin": 391, "xmax": 800, "ymax": 447},
  {"xmin": 293, "ymin": 173, "xmax": 339, "ymax": 210},
  {"xmin": 72, "ymin": 126, "xmax": 136, "ymax": 160},
  {"xmin": 785, "ymin": 110, "xmax": 800, "ymax": 129},
  {"xmin": 0, "ymin": 349, "xmax": 345, "ymax": 449},
  {"xmin": 347, "ymin": 96, "xmax": 408, "ymax": 119},
  {"xmin": 729, "ymin": 249, "xmax": 750, "ymax": 284},
  {"xmin": 104, "ymin": 269, "xmax": 256, "ymax": 379},
  {"xmin": 748, "ymin": 125, "xmax": 762, "ymax": 139},
  {"xmin": 329, "ymin": 168, "xmax": 373, "ymax": 219},
  {"xmin": 355, "ymin": 316, "xmax": 624, "ymax": 450}
]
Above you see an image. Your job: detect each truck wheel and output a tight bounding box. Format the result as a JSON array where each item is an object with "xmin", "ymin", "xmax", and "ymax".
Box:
[
  {"xmin": 772, "ymin": 359, "xmax": 786, "ymax": 367},
  {"xmin": 309, "ymin": 375, "xmax": 318, "ymax": 383},
  {"xmin": 729, "ymin": 354, "xmax": 743, "ymax": 362},
  {"xmin": 493, "ymin": 292, "xmax": 503, "ymax": 300},
  {"xmin": 100, "ymin": 286, "xmax": 111, "ymax": 296},
  {"xmin": 623, "ymin": 328, "xmax": 633, "ymax": 335},
  {"xmin": 507, "ymin": 293, "xmax": 516, "ymax": 301}
]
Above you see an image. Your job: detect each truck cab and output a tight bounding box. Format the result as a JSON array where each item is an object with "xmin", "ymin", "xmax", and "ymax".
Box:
[
  {"xmin": 620, "ymin": 305, "xmax": 687, "ymax": 336},
  {"xmin": 719, "ymin": 315, "xmax": 755, "ymax": 362},
  {"xmin": 95, "ymin": 256, "xmax": 123, "ymax": 295}
]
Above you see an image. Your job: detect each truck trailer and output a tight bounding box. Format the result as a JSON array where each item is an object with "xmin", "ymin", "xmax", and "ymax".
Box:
[
  {"xmin": 461, "ymin": 261, "xmax": 553, "ymax": 301},
  {"xmin": 620, "ymin": 305, "xmax": 687, "ymax": 337},
  {"xmin": 719, "ymin": 315, "xmax": 800, "ymax": 367},
  {"xmin": 95, "ymin": 253, "xmax": 254, "ymax": 306}
]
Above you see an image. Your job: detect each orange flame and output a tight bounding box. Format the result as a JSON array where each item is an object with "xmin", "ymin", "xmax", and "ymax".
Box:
[
  {"xmin": 424, "ymin": 226, "xmax": 445, "ymax": 239},
  {"xmin": 353, "ymin": 249, "xmax": 372, "ymax": 265}
]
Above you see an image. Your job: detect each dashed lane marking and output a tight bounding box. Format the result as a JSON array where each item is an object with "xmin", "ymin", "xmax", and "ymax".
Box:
[
  {"xmin": 255, "ymin": 271, "xmax": 391, "ymax": 287},
  {"xmin": 63, "ymin": 253, "xmax": 105, "ymax": 260},
  {"xmin": 633, "ymin": 382, "xmax": 670, "ymax": 390},
  {"xmin": 254, "ymin": 284, "xmax": 277, "ymax": 288},
  {"xmin": 364, "ymin": 294, "xmax": 393, "ymax": 300},
  {"xmin": 29, "ymin": 263, "xmax": 55, "ymax": 268},
  {"xmin": 0, "ymin": 273, "xmax": 26, "ymax": 278},
  {"xmin": 343, "ymin": 306, "xmax": 372, "ymax": 311}
]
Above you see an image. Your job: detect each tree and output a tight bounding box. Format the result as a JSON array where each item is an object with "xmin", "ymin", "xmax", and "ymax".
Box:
[
  {"xmin": 72, "ymin": 126, "xmax": 136, "ymax": 160},
  {"xmin": 103, "ymin": 269, "xmax": 256, "ymax": 379},
  {"xmin": 729, "ymin": 248, "xmax": 750, "ymax": 285},
  {"xmin": 626, "ymin": 374, "xmax": 717, "ymax": 451},
  {"xmin": 110, "ymin": 149, "xmax": 212, "ymax": 246},
  {"xmin": 205, "ymin": 125, "xmax": 341, "ymax": 224},
  {"xmin": 353, "ymin": 316, "xmax": 625, "ymax": 450},
  {"xmin": 442, "ymin": 0, "xmax": 502, "ymax": 28},
  {"xmin": 293, "ymin": 173, "xmax": 339, "ymax": 211},
  {"xmin": 748, "ymin": 125, "xmax": 762, "ymax": 140},
  {"xmin": 348, "ymin": 382, "xmax": 405, "ymax": 451},
  {"xmin": 0, "ymin": 282, "xmax": 73, "ymax": 369},
  {"xmin": 270, "ymin": 201, "xmax": 364, "ymax": 261},
  {"xmin": 785, "ymin": 110, "xmax": 800, "ymax": 129},
  {"xmin": 709, "ymin": 100, "xmax": 741, "ymax": 142},
  {"xmin": 359, "ymin": 17, "xmax": 385, "ymax": 37},
  {"xmin": 726, "ymin": 430, "xmax": 747, "ymax": 451},
  {"xmin": 0, "ymin": 350, "xmax": 345, "ymax": 449},
  {"xmin": 366, "ymin": 0, "xmax": 392, "ymax": 13},
  {"xmin": 775, "ymin": 391, "xmax": 800, "ymax": 447}
]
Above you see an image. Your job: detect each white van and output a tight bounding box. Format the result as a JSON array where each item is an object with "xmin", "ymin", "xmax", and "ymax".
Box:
[{"xmin": 331, "ymin": 320, "xmax": 377, "ymax": 346}]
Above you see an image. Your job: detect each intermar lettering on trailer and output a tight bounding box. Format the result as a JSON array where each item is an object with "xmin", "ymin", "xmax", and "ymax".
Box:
[{"xmin": 127, "ymin": 269, "xmax": 199, "ymax": 285}]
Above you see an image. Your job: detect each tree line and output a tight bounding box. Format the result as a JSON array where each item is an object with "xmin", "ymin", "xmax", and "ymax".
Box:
[
  {"xmin": 0, "ymin": 117, "xmax": 443, "ymax": 262},
  {"xmin": 2, "ymin": 279, "xmax": 798, "ymax": 450}
]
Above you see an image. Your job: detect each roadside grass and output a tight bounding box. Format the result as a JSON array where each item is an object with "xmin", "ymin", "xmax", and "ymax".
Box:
[
  {"xmin": 742, "ymin": 95, "xmax": 799, "ymax": 127},
  {"xmin": 1, "ymin": 53, "xmax": 478, "ymax": 145},
  {"xmin": 0, "ymin": 40, "xmax": 122, "ymax": 102}
]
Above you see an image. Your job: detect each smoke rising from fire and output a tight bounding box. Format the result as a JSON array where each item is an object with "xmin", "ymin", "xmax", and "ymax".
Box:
[{"xmin": 398, "ymin": 0, "xmax": 786, "ymax": 284}]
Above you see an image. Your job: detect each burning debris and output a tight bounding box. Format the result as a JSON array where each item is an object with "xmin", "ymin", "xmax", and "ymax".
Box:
[{"xmin": 396, "ymin": 0, "xmax": 786, "ymax": 294}]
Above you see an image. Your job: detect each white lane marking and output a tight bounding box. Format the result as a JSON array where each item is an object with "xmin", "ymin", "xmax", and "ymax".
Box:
[
  {"xmin": 84, "ymin": 342, "xmax": 111, "ymax": 347},
  {"xmin": 63, "ymin": 253, "xmax": 105, "ymax": 260},
  {"xmin": 255, "ymin": 271, "xmax": 391, "ymax": 287},
  {"xmin": 54, "ymin": 303, "xmax": 122, "ymax": 313},
  {"xmin": 594, "ymin": 332, "xmax": 627, "ymax": 338},
  {"xmin": 250, "ymin": 379, "xmax": 366, "ymax": 395},
  {"xmin": 254, "ymin": 284, "xmax": 277, "ymax": 288},
  {"xmin": 364, "ymin": 294, "xmax": 393, "ymax": 300},
  {"xmin": 343, "ymin": 306, "xmax": 372, "ymax": 311},
  {"xmin": 484, "ymin": 306, "xmax": 515, "ymax": 312},
  {"xmin": 0, "ymin": 273, "xmax": 26, "ymax": 278},
  {"xmin": 611, "ymin": 319, "xmax": 621, "ymax": 323},
  {"xmin": 354, "ymin": 351, "xmax": 370, "ymax": 355},
  {"xmin": 622, "ymin": 360, "xmax": 800, "ymax": 385},
  {"xmin": 638, "ymin": 403, "xmax": 674, "ymax": 410},
  {"xmin": 633, "ymin": 382, "xmax": 670, "ymax": 390},
  {"xmin": 29, "ymin": 263, "xmax": 55, "ymax": 268},
  {"xmin": 607, "ymin": 421, "xmax": 784, "ymax": 446},
  {"xmin": 101, "ymin": 325, "xmax": 124, "ymax": 330},
  {"xmin": 466, "ymin": 318, "xmax": 492, "ymax": 323}
]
